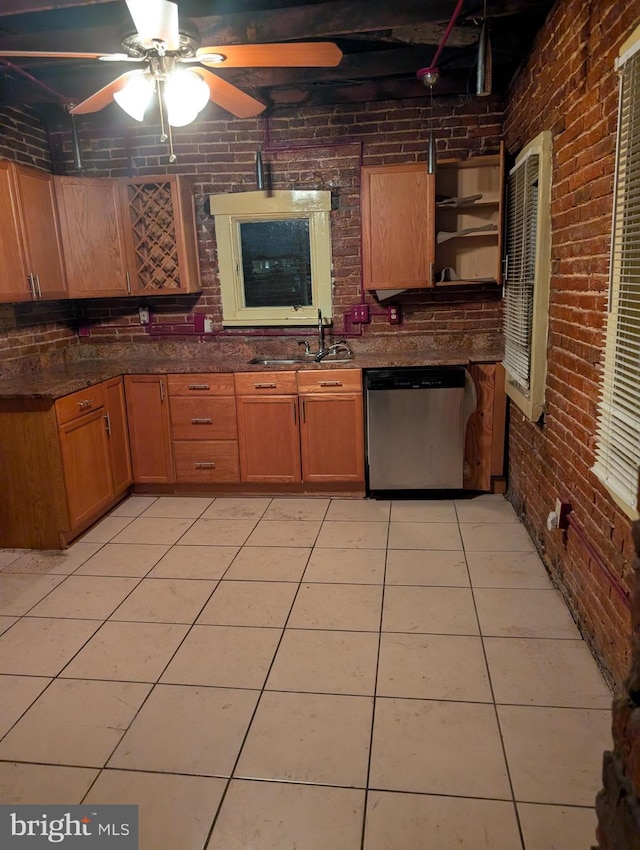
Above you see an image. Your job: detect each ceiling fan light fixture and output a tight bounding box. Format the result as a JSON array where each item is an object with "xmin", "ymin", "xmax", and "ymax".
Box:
[
  {"xmin": 164, "ymin": 68, "xmax": 209, "ymax": 126},
  {"xmin": 113, "ymin": 70, "xmax": 155, "ymax": 120}
]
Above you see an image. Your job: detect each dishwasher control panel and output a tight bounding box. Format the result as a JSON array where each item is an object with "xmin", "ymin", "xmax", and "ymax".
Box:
[{"xmin": 365, "ymin": 366, "xmax": 466, "ymax": 391}]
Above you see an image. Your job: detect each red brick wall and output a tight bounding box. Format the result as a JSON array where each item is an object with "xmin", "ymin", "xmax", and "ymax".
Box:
[
  {"xmin": 46, "ymin": 95, "xmax": 504, "ymax": 347},
  {"xmin": 0, "ymin": 106, "xmax": 52, "ymax": 170},
  {"xmin": 504, "ymin": 0, "xmax": 639, "ymax": 688}
]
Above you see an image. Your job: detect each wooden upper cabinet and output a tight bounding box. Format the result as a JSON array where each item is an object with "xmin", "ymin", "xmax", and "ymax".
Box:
[
  {"xmin": 0, "ymin": 161, "xmax": 67, "ymax": 302},
  {"xmin": 14, "ymin": 165, "xmax": 67, "ymax": 300},
  {"xmin": 434, "ymin": 147, "xmax": 504, "ymax": 286},
  {"xmin": 361, "ymin": 163, "xmax": 435, "ymax": 292},
  {"xmin": 0, "ymin": 161, "xmax": 30, "ymax": 301},
  {"xmin": 55, "ymin": 176, "xmax": 132, "ymax": 298},
  {"xmin": 121, "ymin": 175, "xmax": 201, "ymax": 296}
]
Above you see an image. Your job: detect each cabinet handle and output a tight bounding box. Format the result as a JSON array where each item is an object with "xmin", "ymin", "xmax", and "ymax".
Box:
[
  {"xmin": 77, "ymin": 399, "xmax": 95, "ymax": 409},
  {"xmin": 35, "ymin": 274, "xmax": 42, "ymax": 298},
  {"xmin": 188, "ymin": 384, "xmax": 210, "ymax": 391},
  {"xmin": 254, "ymin": 382, "xmax": 277, "ymax": 389},
  {"xmin": 292, "ymin": 401, "xmax": 297, "ymax": 425},
  {"xmin": 319, "ymin": 381, "xmax": 342, "ymax": 387},
  {"xmin": 103, "ymin": 412, "xmax": 112, "ymax": 436},
  {"xmin": 301, "ymin": 399, "xmax": 306, "ymax": 423},
  {"xmin": 126, "ymin": 272, "xmax": 131, "ymax": 294},
  {"xmin": 191, "ymin": 418, "xmax": 213, "ymax": 425},
  {"xmin": 195, "ymin": 462, "xmax": 216, "ymax": 469},
  {"xmin": 27, "ymin": 273, "xmax": 36, "ymax": 300},
  {"xmin": 160, "ymin": 380, "xmax": 165, "ymax": 402}
]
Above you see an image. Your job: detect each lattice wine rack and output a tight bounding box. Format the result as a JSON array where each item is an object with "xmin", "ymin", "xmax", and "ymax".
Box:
[{"xmin": 123, "ymin": 175, "xmax": 201, "ymax": 295}]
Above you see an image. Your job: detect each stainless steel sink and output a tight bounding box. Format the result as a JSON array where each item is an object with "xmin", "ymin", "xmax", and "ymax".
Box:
[
  {"xmin": 248, "ymin": 356, "xmax": 354, "ymax": 365},
  {"xmin": 248, "ymin": 357, "xmax": 306, "ymax": 365}
]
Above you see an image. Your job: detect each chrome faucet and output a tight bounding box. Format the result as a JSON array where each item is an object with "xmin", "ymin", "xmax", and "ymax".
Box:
[
  {"xmin": 314, "ymin": 339, "xmax": 353, "ymax": 362},
  {"xmin": 317, "ymin": 308, "xmax": 325, "ymax": 354},
  {"xmin": 297, "ymin": 309, "xmax": 352, "ymax": 361}
]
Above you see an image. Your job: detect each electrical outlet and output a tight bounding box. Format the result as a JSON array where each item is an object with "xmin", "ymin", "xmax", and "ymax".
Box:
[
  {"xmin": 554, "ymin": 498, "xmax": 572, "ymax": 530},
  {"xmin": 387, "ymin": 305, "xmax": 401, "ymax": 324},
  {"xmin": 350, "ymin": 304, "xmax": 370, "ymax": 323},
  {"xmin": 139, "ymin": 307, "xmax": 150, "ymax": 325}
]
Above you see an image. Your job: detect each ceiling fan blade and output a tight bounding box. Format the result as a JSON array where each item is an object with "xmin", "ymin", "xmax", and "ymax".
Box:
[
  {"xmin": 69, "ymin": 71, "xmax": 140, "ymax": 115},
  {"xmin": 125, "ymin": 0, "xmax": 180, "ymax": 51},
  {"xmin": 191, "ymin": 68, "xmax": 266, "ymax": 118},
  {"xmin": 196, "ymin": 42, "xmax": 343, "ymax": 68},
  {"xmin": 0, "ymin": 50, "xmax": 122, "ymax": 60}
]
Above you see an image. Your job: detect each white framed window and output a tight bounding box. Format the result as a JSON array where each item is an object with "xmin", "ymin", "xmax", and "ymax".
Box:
[
  {"xmin": 502, "ymin": 130, "xmax": 552, "ymax": 421},
  {"xmin": 209, "ymin": 190, "xmax": 333, "ymax": 327},
  {"xmin": 593, "ymin": 25, "xmax": 640, "ymax": 519}
]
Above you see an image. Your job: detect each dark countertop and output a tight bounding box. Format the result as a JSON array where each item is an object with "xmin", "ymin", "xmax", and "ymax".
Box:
[{"xmin": 0, "ymin": 349, "xmax": 504, "ymax": 401}]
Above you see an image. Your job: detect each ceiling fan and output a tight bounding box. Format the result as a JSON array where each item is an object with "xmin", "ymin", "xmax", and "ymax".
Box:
[{"xmin": 0, "ymin": 0, "xmax": 343, "ymax": 127}]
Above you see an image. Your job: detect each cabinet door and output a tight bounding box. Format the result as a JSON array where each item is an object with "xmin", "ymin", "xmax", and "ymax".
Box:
[
  {"xmin": 125, "ymin": 375, "xmax": 174, "ymax": 484},
  {"xmin": 104, "ymin": 376, "xmax": 133, "ymax": 495},
  {"xmin": 122, "ymin": 176, "xmax": 201, "ymax": 295},
  {"xmin": 14, "ymin": 165, "xmax": 67, "ymax": 300},
  {"xmin": 59, "ymin": 408, "xmax": 114, "ymax": 530},
  {"xmin": 361, "ymin": 164, "xmax": 435, "ymax": 292},
  {"xmin": 236, "ymin": 395, "xmax": 301, "ymax": 483},
  {"xmin": 300, "ymin": 394, "xmax": 365, "ymax": 482},
  {"xmin": 464, "ymin": 363, "xmax": 507, "ymax": 492},
  {"xmin": 55, "ymin": 176, "xmax": 132, "ymax": 298},
  {"xmin": 0, "ymin": 161, "xmax": 31, "ymax": 302}
]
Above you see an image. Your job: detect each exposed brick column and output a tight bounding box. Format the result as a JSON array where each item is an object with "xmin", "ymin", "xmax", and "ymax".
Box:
[{"xmin": 596, "ymin": 521, "xmax": 640, "ymax": 849}]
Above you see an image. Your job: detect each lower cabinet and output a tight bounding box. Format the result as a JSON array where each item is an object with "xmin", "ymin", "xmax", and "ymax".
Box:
[
  {"xmin": 463, "ymin": 362, "xmax": 507, "ymax": 492},
  {"xmin": 0, "ymin": 377, "xmax": 131, "ymax": 549},
  {"xmin": 104, "ymin": 376, "xmax": 133, "ymax": 495},
  {"xmin": 235, "ymin": 372, "xmax": 301, "ymax": 483},
  {"xmin": 298, "ymin": 370, "xmax": 365, "ymax": 483},
  {"xmin": 124, "ymin": 375, "xmax": 174, "ymax": 484},
  {"xmin": 167, "ymin": 373, "xmax": 240, "ymax": 483},
  {"xmin": 58, "ymin": 405, "xmax": 114, "ymax": 531},
  {"xmin": 234, "ymin": 369, "xmax": 365, "ymax": 486}
]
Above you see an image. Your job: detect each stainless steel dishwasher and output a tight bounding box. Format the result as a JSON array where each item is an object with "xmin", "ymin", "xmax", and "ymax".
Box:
[{"xmin": 365, "ymin": 366, "xmax": 467, "ymax": 491}]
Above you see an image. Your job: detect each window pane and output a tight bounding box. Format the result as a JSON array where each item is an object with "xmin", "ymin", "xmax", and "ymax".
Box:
[{"xmin": 239, "ymin": 219, "xmax": 312, "ymax": 308}]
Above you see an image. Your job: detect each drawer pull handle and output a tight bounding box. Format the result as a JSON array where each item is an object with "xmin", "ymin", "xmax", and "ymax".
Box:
[
  {"xmin": 254, "ymin": 382, "xmax": 277, "ymax": 389},
  {"xmin": 188, "ymin": 384, "xmax": 210, "ymax": 390},
  {"xmin": 319, "ymin": 381, "xmax": 342, "ymax": 387},
  {"xmin": 195, "ymin": 462, "xmax": 216, "ymax": 469},
  {"xmin": 191, "ymin": 418, "xmax": 213, "ymax": 425},
  {"xmin": 77, "ymin": 399, "xmax": 95, "ymax": 409}
]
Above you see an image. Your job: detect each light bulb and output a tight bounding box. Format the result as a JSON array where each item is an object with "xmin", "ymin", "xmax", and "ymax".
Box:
[
  {"xmin": 164, "ymin": 70, "xmax": 210, "ymax": 127},
  {"xmin": 113, "ymin": 71, "xmax": 155, "ymax": 121}
]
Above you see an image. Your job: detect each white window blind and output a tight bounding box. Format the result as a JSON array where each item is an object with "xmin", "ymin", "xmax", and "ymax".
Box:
[
  {"xmin": 503, "ymin": 154, "xmax": 540, "ymax": 389},
  {"xmin": 502, "ymin": 130, "xmax": 552, "ymax": 422},
  {"xmin": 593, "ymin": 39, "xmax": 640, "ymax": 513}
]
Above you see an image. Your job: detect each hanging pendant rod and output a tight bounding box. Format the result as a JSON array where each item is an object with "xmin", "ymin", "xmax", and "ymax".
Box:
[{"xmin": 417, "ymin": 0, "xmax": 466, "ymax": 86}]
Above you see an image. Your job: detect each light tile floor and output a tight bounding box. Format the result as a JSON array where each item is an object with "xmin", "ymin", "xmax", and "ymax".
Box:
[{"xmin": 0, "ymin": 494, "xmax": 612, "ymax": 850}]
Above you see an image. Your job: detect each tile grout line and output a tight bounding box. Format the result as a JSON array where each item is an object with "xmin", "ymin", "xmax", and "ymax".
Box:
[
  {"xmin": 199, "ymin": 496, "xmax": 330, "ymax": 850},
  {"xmin": 359, "ymin": 504, "xmax": 391, "ymax": 850},
  {"xmin": 455, "ymin": 500, "xmax": 527, "ymax": 850}
]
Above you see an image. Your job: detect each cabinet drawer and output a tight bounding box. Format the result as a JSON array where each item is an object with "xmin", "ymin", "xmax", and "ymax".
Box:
[
  {"xmin": 170, "ymin": 397, "xmax": 237, "ymax": 440},
  {"xmin": 173, "ymin": 441, "xmax": 240, "ymax": 483},
  {"xmin": 234, "ymin": 371, "xmax": 297, "ymax": 395},
  {"xmin": 167, "ymin": 373, "xmax": 234, "ymax": 396},
  {"xmin": 297, "ymin": 368, "xmax": 362, "ymax": 394},
  {"xmin": 56, "ymin": 383, "xmax": 105, "ymax": 425}
]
